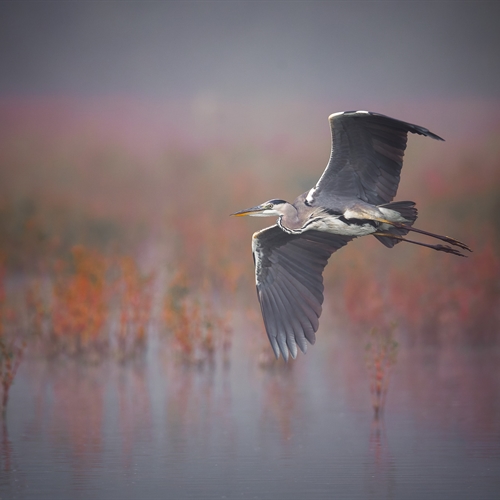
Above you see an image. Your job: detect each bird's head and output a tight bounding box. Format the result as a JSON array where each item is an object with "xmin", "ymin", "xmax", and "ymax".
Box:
[{"xmin": 231, "ymin": 199, "xmax": 290, "ymax": 218}]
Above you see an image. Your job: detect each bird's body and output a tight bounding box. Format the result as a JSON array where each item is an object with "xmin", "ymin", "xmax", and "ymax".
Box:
[
  {"xmin": 232, "ymin": 111, "xmax": 471, "ymax": 360},
  {"xmin": 273, "ymin": 193, "xmax": 409, "ymax": 237}
]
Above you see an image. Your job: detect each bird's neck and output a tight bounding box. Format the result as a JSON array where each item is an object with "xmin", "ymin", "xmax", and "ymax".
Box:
[{"xmin": 277, "ymin": 204, "xmax": 302, "ymax": 233}]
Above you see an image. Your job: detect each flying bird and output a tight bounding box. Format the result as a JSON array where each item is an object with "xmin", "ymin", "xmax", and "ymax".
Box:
[{"xmin": 232, "ymin": 111, "xmax": 471, "ymax": 361}]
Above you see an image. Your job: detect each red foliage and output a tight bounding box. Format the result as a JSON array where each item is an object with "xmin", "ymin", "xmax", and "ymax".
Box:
[
  {"xmin": 51, "ymin": 246, "xmax": 109, "ymax": 356},
  {"xmin": 162, "ymin": 269, "xmax": 232, "ymax": 366}
]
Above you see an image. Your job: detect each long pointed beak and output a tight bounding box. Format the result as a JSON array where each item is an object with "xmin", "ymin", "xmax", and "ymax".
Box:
[{"xmin": 230, "ymin": 205, "xmax": 266, "ymax": 217}]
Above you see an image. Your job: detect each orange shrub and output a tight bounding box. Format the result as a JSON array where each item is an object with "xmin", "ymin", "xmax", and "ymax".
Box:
[
  {"xmin": 50, "ymin": 245, "xmax": 109, "ymax": 357},
  {"xmin": 389, "ymin": 241, "xmax": 500, "ymax": 344},
  {"xmin": 163, "ymin": 269, "xmax": 232, "ymax": 365}
]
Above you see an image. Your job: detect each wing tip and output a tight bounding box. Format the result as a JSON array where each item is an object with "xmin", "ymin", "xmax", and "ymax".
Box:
[
  {"xmin": 423, "ymin": 130, "xmax": 445, "ymax": 142},
  {"xmin": 270, "ymin": 337, "xmax": 281, "ymax": 359},
  {"xmin": 279, "ymin": 345, "xmax": 289, "ymax": 362}
]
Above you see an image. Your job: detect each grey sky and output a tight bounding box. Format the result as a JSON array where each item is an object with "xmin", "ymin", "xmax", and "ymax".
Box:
[{"xmin": 1, "ymin": 1, "xmax": 499, "ymax": 102}]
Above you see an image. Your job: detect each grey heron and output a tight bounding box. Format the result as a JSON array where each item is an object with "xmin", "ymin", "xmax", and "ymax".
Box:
[{"xmin": 232, "ymin": 111, "xmax": 471, "ymax": 361}]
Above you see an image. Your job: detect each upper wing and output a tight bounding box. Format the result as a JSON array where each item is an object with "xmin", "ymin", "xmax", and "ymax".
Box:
[
  {"xmin": 252, "ymin": 225, "xmax": 353, "ymax": 360},
  {"xmin": 306, "ymin": 111, "xmax": 444, "ymax": 208}
]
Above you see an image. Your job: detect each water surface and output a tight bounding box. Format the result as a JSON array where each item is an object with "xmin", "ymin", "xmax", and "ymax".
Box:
[{"xmin": 1, "ymin": 329, "xmax": 499, "ymax": 500}]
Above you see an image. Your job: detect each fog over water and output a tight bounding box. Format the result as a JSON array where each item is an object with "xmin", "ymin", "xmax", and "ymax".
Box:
[{"xmin": 0, "ymin": 3, "xmax": 499, "ymax": 500}]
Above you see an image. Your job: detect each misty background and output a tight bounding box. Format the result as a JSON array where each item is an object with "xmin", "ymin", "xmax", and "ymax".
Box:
[
  {"xmin": 1, "ymin": 0, "xmax": 499, "ymax": 284},
  {"xmin": 1, "ymin": 1, "xmax": 499, "ymax": 99},
  {"xmin": 1, "ymin": 3, "xmax": 500, "ymax": 499},
  {"xmin": 1, "ymin": 1, "xmax": 499, "ymax": 143}
]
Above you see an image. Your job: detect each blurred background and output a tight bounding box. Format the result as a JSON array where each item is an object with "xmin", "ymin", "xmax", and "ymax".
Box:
[{"xmin": 0, "ymin": 2, "xmax": 499, "ymax": 499}]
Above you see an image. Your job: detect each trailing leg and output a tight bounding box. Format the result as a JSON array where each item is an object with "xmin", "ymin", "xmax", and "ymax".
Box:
[
  {"xmin": 374, "ymin": 216, "xmax": 471, "ymax": 252},
  {"xmin": 374, "ymin": 232, "xmax": 467, "ymax": 257}
]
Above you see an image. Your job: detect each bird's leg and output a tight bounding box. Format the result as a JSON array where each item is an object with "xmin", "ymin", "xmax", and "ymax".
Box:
[
  {"xmin": 377, "ymin": 220, "xmax": 471, "ymax": 252},
  {"xmin": 374, "ymin": 232, "xmax": 467, "ymax": 257}
]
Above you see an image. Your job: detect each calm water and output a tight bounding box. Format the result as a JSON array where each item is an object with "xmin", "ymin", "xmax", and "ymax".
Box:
[{"xmin": 1, "ymin": 328, "xmax": 499, "ymax": 500}]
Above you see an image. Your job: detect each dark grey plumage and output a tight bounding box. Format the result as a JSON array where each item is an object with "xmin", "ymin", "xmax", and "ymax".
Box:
[
  {"xmin": 233, "ymin": 111, "xmax": 470, "ymax": 361},
  {"xmin": 252, "ymin": 227, "xmax": 353, "ymax": 359},
  {"xmin": 306, "ymin": 111, "xmax": 444, "ymax": 210}
]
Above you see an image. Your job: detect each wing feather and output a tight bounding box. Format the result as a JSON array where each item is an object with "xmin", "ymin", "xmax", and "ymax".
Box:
[
  {"xmin": 307, "ymin": 111, "xmax": 443, "ymax": 208},
  {"xmin": 259, "ymin": 290, "xmax": 280, "ymax": 357},
  {"xmin": 260, "ymin": 292, "xmax": 282, "ymax": 357},
  {"xmin": 276, "ymin": 257, "xmax": 324, "ymax": 302},
  {"xmin": 276, "ymin": 273, "xmax": 318, "ymax": 345},
  {"xmin": 252, "ymin": 225, "xmax": 353, "ymax": 359},
  {"xmin": 274, "ymin": 289, "xmax": 311, "ymax": 352},
  {"xmin": 267, "ymin": 286, "xmax": 293, "ymax": 361}
]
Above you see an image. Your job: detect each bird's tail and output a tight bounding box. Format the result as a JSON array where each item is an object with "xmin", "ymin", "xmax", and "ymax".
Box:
[{"xmin": 374, "ymin": 201, "xmax": 418, "ymax": 248}]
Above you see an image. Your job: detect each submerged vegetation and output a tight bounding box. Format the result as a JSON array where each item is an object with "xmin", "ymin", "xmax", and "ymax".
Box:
[
  {"xmin": 365, "ymin": 325, "xmax": 399, "ymax": 418},
  {"xmin": 0, "ymin": 98, "xmax": 499, "ymax": 415}
]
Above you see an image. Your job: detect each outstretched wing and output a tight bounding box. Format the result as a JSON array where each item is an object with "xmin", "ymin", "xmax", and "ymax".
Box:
[
  {"xmin": 252, "ymin": 225, "xmax": 353, "ymax": 360},
  {"xmin": 306, "ymin": 111, "xmax": 444, "ymax": 208}
]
